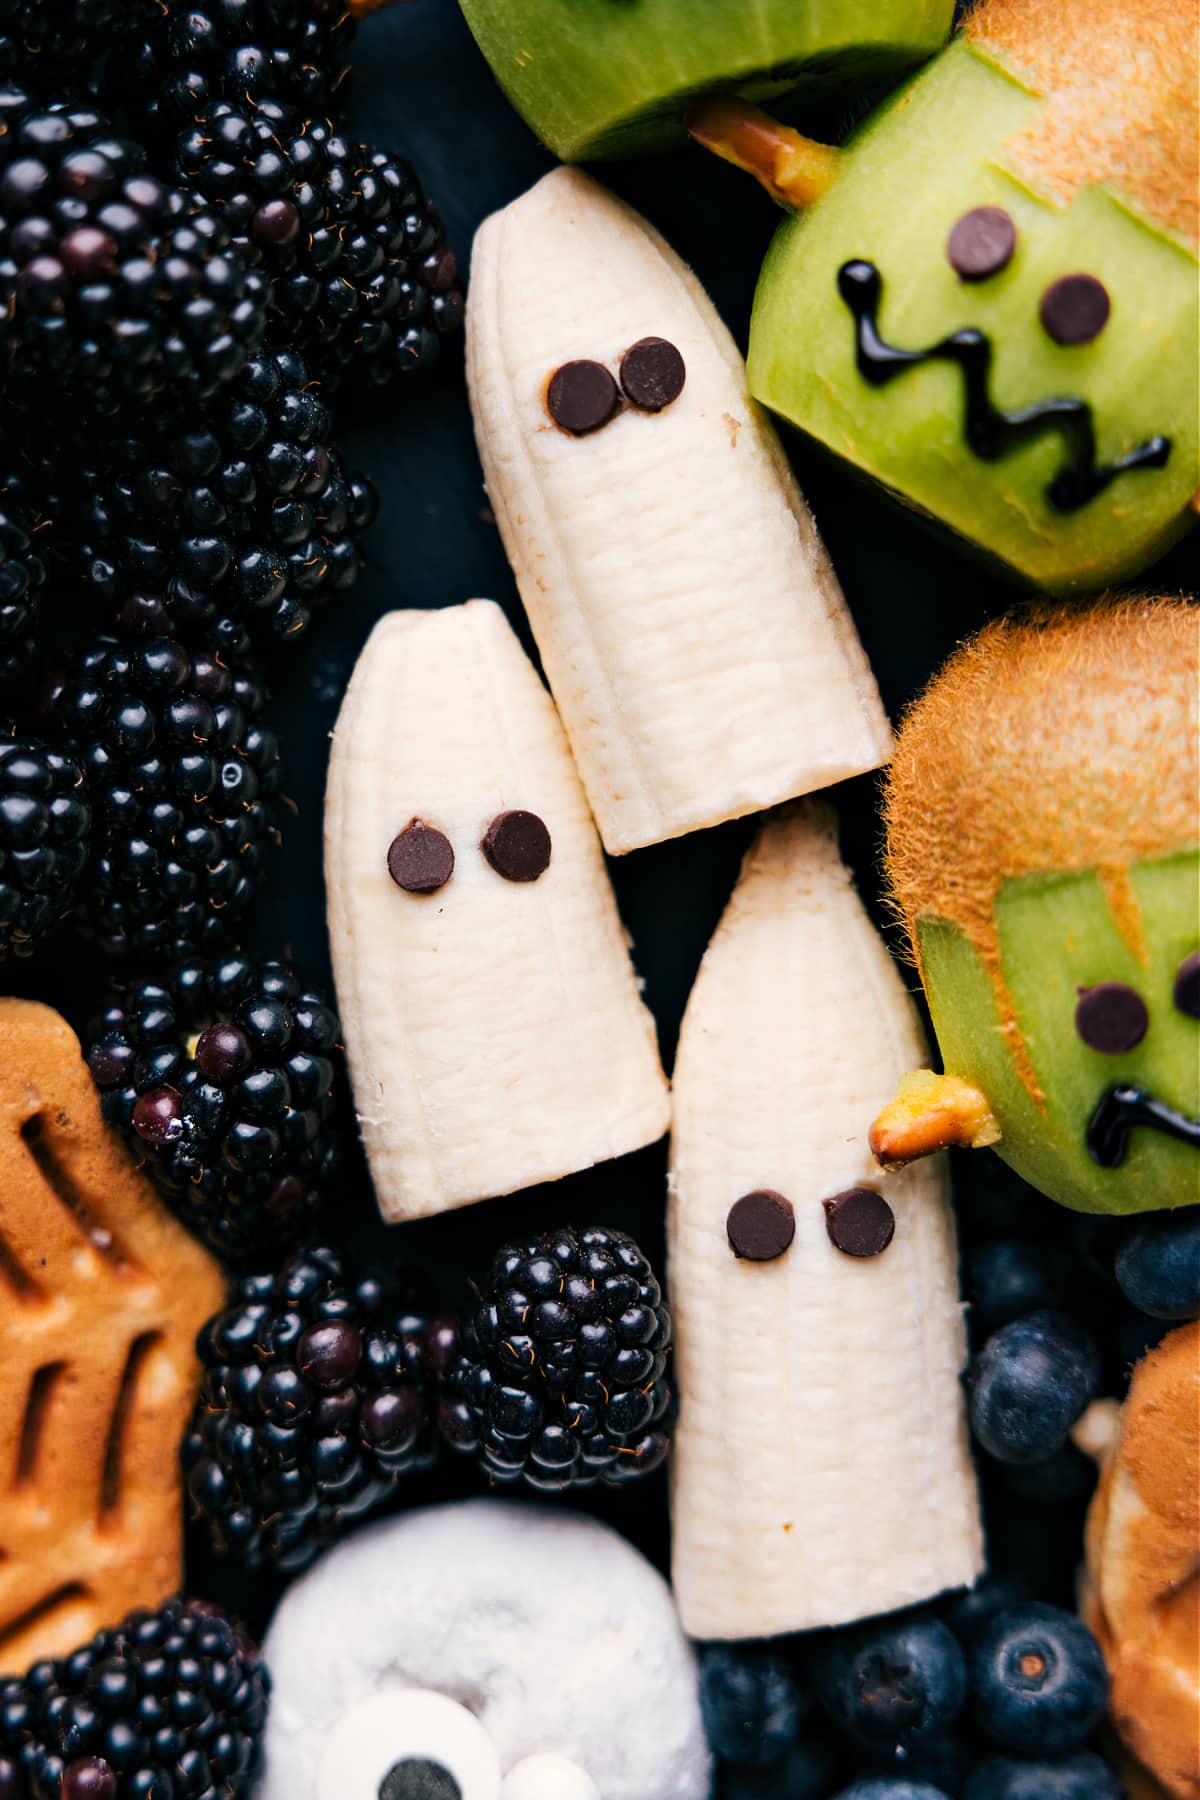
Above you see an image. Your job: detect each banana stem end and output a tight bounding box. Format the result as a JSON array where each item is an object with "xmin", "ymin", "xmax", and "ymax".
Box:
[
  {"xmin": 870, "ymin": 1070, "xmax": 1001, "ymax": 1169},
  {"xmin": 686, "ymin": 95, "xmax": 839, "ymax": 210}
]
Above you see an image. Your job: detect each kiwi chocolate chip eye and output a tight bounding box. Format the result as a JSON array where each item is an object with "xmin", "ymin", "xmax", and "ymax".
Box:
[
  {"xmin": 1075, "ymin": 981, "xmax": 1149, "ymax": 1053},
  {"xmin": 945, "ymin": 205, "xmax": 1016, "ymax": 281},
  {"xmin": 1040, "ymin": 273, "xmax": 1111, "ymax": 346},
  {"xmin": 1173, "ymin": 950, "xmax": 1200, "ymax": 1019}
]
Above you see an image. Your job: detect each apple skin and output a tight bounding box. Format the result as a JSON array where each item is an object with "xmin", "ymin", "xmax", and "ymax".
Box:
[
  {"xmin": 747, "ymin": 42, "xmax": 1199, "ymax": 594},
  {"xmin": 458, "ymin": 0, "xmax": 953, "ymax": 161},
  {"xmin": 919, "ymin": 851, "xmax": 1200, "ymax": 1216}
]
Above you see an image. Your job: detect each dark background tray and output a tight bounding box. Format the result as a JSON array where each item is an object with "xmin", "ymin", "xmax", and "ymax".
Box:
[{"xmin": 14, "ymin": 0, "xmax": 1197, "ymax": 1640}]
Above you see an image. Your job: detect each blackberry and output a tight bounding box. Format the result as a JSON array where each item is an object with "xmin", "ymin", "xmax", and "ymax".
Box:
[
  {"xmin": 0, "ymin": 89, "xmax": 267, "ymax": 417},
  {"xmin": 48, "ymin": 636, "xmax": 284, "ymax": 961},
  {"xmin": 0, "ymin": 1594, "xmax": 268, "ymax": 1800},
  {"xmin": 0, "ymin": 449, "xmax": 52, "ymax": 698},
  {"xmin": 184, "ymin": 1245, "xmax": 455, "ymax": 1572},
  {"xmin": 0, "ymin": 732, "xmax": 90, "ymax": 958},
  {"xmin": 175, "ymin": 99, "xmax": 463, "ymax": 392},
  {"xmin": 109, "ymin": 0, "xmax": 357, "ymax": 143},
  {"xmin": 88, "ymin": 951, "xmax": 343, "ymax": 1261},
  {"xmin": 74, "ymin": 348, "xmax": 375, "ymax": 647},
  {"xmin": 439, "ymin": 1224, "xmax": 674, "ymax": 1492},
  {"xmin": 0, "ymin": 0, "xmax": 122, "ymax": 87}
]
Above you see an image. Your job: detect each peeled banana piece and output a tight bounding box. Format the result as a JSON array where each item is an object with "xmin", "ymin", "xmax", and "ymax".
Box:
[
  {"xmin": 467, "ymin": 167, "xmax": 892, "ymax": 857},
  {"xmin": 325, "ymin": 600, "xmax": 669, "ymax": 1224},
  {"xmin": 669, "ymin": 804, "xmax": 983, "ymax": 1640}
]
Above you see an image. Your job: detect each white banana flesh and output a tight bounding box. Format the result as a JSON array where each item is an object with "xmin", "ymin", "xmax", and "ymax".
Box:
[
  {"xmin": 466, "ymin": 167, "xmax": 892, "ymax": 857},
  {"xmin": 669, "ymin": 803, "xmax": 983, "ymax": 1640},
  {"xmin": 325, "ymin": 600, "xmax": 669, "ymax": 1224}
]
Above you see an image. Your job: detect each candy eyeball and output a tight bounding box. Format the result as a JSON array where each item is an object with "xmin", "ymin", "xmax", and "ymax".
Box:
[
  {"xmin": 500, "ymin": 1753, "xmax": 599, "ymax": 1799},
  {"xmin": 318, "ymin": 1690, "xmax": 501, "ymax": 1800}
]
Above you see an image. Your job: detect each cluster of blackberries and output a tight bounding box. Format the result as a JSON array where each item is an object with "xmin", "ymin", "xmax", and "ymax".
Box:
[
  {"xmin": 0, "ymin": 1596, "xmax": 268, "ymax": 1800},
  {"xmin": 0, "ymin": 0, "xmax": 462, "ymax": 990}
]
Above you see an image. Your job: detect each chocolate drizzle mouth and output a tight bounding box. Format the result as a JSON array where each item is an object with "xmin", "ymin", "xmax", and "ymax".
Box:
[
  {"xmin": 1086, "ymin": 1083, "xmax": 1200, "ymax": 1168},
  {"xmin": 836, "ymin": 260, "xmax": 1171, "ymax": 514}
]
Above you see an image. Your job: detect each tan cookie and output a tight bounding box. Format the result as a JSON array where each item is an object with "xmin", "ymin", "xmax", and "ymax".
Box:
[
  {"xmin": 0, "ymin": 998, "xmax": 225, "ymax": 1676},
  {"xmin": 1078, "ymin": 1322, "xmax": 1200, "ymax": 1798}
]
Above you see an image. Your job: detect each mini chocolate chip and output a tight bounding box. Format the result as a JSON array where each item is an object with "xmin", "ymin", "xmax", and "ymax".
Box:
[
  {"xmin": 482, "ymin": 809, "xmax": 552, "ymax": 882},
  {"xmin": 1174, "ymin": 950, "xmax": 1200, "ymax": 1020},
  {"xmin": 387, "ymin": 820, "xmax": 454, "ymax": 894},
  {"xmin": 1075, "ymin": 981, "xmax": 1149, "ymax": 1053},
  {"xmin": 946, "ymin": 205, "xmax": 1016, "ymax": 281},
  {"xmin": 546, "ymin": 359, "xmax": 620, "ymax": 435},
  {"xmin": 823, "ymin": 1187, "xmax": 895, "ymax": 1258},
  {"xmin": 1040, "ymin": 273, "xmax": 1111, "ymax": 345},
  {"xmin": 726, "ymin": 1190, "xmax": 795, "ymax": 1261},
  {"xmin": 619, "ymin": 336, "xmax": 687, "ymax": 412}
]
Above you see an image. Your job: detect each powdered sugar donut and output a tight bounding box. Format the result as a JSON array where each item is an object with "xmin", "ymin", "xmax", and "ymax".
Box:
[{"xmin": 258, "ymin": 1499, "xmax": 711, "ymax": 1800}]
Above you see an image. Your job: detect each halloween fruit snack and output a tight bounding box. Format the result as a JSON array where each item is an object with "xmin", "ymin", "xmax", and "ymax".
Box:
[
  {"xmin": 669, "ymin": 804, "xmax": 982, "ymax": 1640},
  {"xmin": 699, "ymin": 0, "xmax": 1199, "ymax": 592},
  {"xmin": 457, "ymin": 0, "xmax": 953, "ymax": 162},
  {"xmin": 467, "ymin": 168, "xmax": 892, "ymax": 857},
  {"xmin": 1077, "ymin": 1323, "xmax": 1200, "ymax": 1799},
  {"xmin": 258, "ymin": 1499, "xmax": 711, "ymax": 1798},
  {"xmin": 871, "ymin": 597, "xmax": 1200, "ymax": 1216},
  {"xmin": 0, "ymin": 999, "xmax": 225, "ymax": 1676},
  {"xmin": 325, "ymin": 600, "xmax": 669, "ymax": 1223}
]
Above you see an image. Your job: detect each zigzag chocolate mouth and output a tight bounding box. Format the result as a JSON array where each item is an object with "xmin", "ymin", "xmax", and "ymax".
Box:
[
  {"xmin": 1087, "ymin": 1083, "xmax": 1200, "ymax": 1168},
  {"xmin": 837, "ymin": 260, "xmax": 1171, "ymax": 515}
]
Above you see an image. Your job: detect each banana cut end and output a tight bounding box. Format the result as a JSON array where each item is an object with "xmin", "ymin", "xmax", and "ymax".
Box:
[{"xmin": 870, "ymin": 1069, "xmax": 1002, "ymax": 1167}]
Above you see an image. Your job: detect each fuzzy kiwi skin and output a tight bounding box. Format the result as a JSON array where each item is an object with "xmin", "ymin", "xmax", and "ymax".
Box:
[
  {"xmin": 919, "ymin": 852, "xmax": 1200, "ymax": 1215},
  {"xmin": 458, "ymin": 0, "xmax": 953, "ymax": 162},
  {"xmin": 748, "ymin": 41, "xmax": 1199, "ymax": 594}
]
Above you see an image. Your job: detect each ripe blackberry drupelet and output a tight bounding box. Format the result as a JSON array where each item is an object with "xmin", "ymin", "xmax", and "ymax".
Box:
[
  {"xmin": 49, "ymin": 636, "xmax": 284, "ymax": 962},
  {"xmin": 175, "ymin": 99, "xmax": 463, "ymax": 392},
  {"xmin": 109, "ymin": 0, "xmax": 359, "ymax": 145},
  {"xmin": 439, "ymin": 1225, "xmax": 674, "ymax": 1492},
  {"xmin": 88, "ymin": 952, "xmax": 343, "ymax": 1261},
  {"xmin": 0, "ymin": 1595, "xmax": 268, "ymax": 1800},
  {"xmin": 0, "ymin": 89, "xmax": 267, "ymax": 417},
  {"xmin": 0, "ymin": 733, "xmax": 90, "ymax": 959},
  {"xmin": 184, "ymin": 1246, "xmax": 456, "ymax": 1572},
  {"xmin": 75, "ymin": 348, "xmax": 375, "ymax": 648}
]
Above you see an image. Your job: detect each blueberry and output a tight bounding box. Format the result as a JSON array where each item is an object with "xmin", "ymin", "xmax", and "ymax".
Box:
[
  {"xmin": 830, "ymin": 1782, "xmax": 952, "ymax": 1800},
  {"xmin": 994, "ymin": 1443, "xmax": 1096, "ymax": 1508},
  {"xmin": 699, "ymin": 1644, "xmax": 803, "ymax": 1768},
  {"xmin": 967, "ymin": 1312, "xmax": 1100, "ymax": 1464},
  {"xmin": 965, "ymin": 1242, "xmax": 1077, "ymax": 1341},
  {"xmin": 716, "ymin": 1723, "xmax": 844, "ymax": 1798},
  {"xmin": 963, "ymin": 1749, "xmax": 1123, "ymax": 1800},
  {"xmin": 1114, "ymin": 1210, "xmax": 1200, "ymax": 1319},
  {"xmin": 817, "ymin": 1614, "xmax": 966, "ymax": 1749},
  {"xmin": 968, "ymin": 1605, "xmax": 1108, "ymax": 1754},
  {"xmin": 863, "ymin": 1731, "xmax": 973, "ymax": 1795},
  {"xmin": 942, "ymin": 1575, "xmax": 1033, "ymax": 1647}
]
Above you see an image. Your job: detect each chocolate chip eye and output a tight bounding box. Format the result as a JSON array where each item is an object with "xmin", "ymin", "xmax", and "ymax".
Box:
[
  {"xmin": 1173, "ymin": 950, "xmax": 1200, "ymax": 1019},
  {"xmin": 1075, "ymin": 981, "xmax": 1149, "ymax": 1053},
  {"xmin": 386, "ymin": 820, "xmax": 454, "ymax": 894},
  {"xmin": 546, "ymin": 359, "xmax": 619, "ymax": 435},
  {"xmin": 619, "ymin": 336, "xmax": 686, "ymax": 411},
  {"xmin": 823, "ymin": 1187, "xmax": 895, "ymax": 1258},
  {"xmin": 946, "ymin": 205, "xmax": 1016, "ymax": 281},
  {"xmin": 727, "ymin": 1190, "xmax": 795, "ymax": 1261},
  {"xmin": 1040, "ymin": 273, "xmax": 1111, "ymax": 346},
  {"xmin": 481, "ymin": 809, "xmax": 552, "ymax": 882}
]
